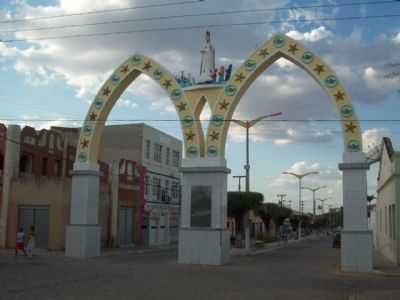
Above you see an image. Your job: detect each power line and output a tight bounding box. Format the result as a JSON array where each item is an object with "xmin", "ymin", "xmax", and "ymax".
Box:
[
  {"xmin": 2, "ymin": 118, "xmax": 400, "ymax": 122},
  {"xmin": 2, "ymin": 13, "xmax": 400, "ymax": 43},
  {"xmin": 0, "ymin": 1, "xmax": 203, "ymax": 24},
  {"xmin": 1, "ymin": 0, "xmax": 396, "ymax": 34}
]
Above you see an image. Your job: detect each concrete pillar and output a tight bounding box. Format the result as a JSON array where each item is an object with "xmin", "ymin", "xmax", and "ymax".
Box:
[
  {"xmin": 0, "ymin": 125, "xmax": 21, "ymax": 248},
  {"xmin": 65, "ymin": 162, "xmax": 101, "ymax": 258},
  {"xmin": 338, "ymin": 152, "xmax": 373, "ymax": 272},
  {"xmin": 178, "ymin": 158, "xmax": 230, "ymax": 265},
  {"xmin": 110, "ymin": 161, "xmax": 119, "ymax": 248}
]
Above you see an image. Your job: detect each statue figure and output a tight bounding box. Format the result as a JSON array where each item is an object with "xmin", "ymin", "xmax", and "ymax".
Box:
[
  {"xmin": 225, "ymin": 64, "xmax": 233, "ymax": 81},
  {"xmin": 199, "ymin": 31, "xmax": 215, "ymax": 82}
]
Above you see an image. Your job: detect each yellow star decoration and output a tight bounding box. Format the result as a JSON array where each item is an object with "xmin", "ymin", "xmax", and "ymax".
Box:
[
  {"xmin": 345, "ymin": 122, "xmax": 357, "ymax": 133},
  {"xmin": 313, "ymin": 64, "xmax": 325, "ymax": 75},
  {"xmin": 177, "ymin": 102, "xmax": 187, "ymax": 112},
  {"xmin": 334, "ymin": 91, "xmax": 345, "ymax": 102},
  {"xmin": 258, "ymin": 48, "xmax": 269, "ymax": 58},
  {"xmin": 218, "ymin": 99, "xmax": 230, "ymax": 111},
  {"xmin": 234, "ymin": 73, "xmax": 246, "ymax": 83},
  {"xmin": 210, "ymin": 131, "xmax": 220, "ymax": 141},
  {"xmin": 185, "ymin": 131, "xmax": 195, "ymax": 141},
  {"xmin": 288, "ymin": 44, "xmax": 299, "ymax": 55}
]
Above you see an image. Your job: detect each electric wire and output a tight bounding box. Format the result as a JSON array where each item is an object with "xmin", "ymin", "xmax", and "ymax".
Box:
[
  {"xmin": 0, "ymin": 0, "xmax": 204, "ymax": 24},
  {"xmin": 0, "ymin": 0, "xmax": 396, "ymax": 34},
  {"xmin": 2, "ymin": 13, "xmax": 400, "ymax": 43}
]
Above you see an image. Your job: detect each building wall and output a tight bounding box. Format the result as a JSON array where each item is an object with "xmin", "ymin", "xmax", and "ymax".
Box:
[
  {"xmin": 0, "ymin": 123, "xmax": 146, "ymax": 250},
  {"xmin": 376, "ymin": 142, "xmax": 399, "ymax": 264}
]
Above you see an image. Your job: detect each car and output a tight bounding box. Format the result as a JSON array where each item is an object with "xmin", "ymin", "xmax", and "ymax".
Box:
[{"xmin": 332, "ymin": 232, "xmax": 341, "ymax": 248}]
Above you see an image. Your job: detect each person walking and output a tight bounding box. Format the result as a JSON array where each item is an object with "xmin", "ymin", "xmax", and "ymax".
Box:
[
  {"xmin": 15, "ymin": 227, "xmax": 27, "ymax": 256},
  {"xmin": 26, "ymin": 225, "xmax": 35, "ymax": 258}
]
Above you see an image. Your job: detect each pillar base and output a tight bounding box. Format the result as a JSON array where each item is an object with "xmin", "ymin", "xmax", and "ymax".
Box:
[
  {"xmin": 341, "ymin": 230, "xmax": 373, "ymax": 272},
  {"xmin": 178, "ymin": 228, "xmax": 230, "ymax": 265},
  {"xmin": 65, "ymin": 224, "xmax": 101, "ymax": 258}
]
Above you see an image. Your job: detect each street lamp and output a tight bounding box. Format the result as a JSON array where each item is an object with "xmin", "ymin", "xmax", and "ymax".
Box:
[
  {"xmin": 317, "ymin": 197, "xmax": 331, "ymax": 214},
  {"xmin": 282, "ymin": 171, "xmax": 319, "ymax": 239},
  {"xmin": 302, "ymin": 185, "xmax": 327, "ymax": 218},
  {"xmin": 233, "ymin": 175, "xmax": 246, "ymax": 192},
  {"xmin": 232, "ymin": 112, "xmax": 282, "ymax": 192}
]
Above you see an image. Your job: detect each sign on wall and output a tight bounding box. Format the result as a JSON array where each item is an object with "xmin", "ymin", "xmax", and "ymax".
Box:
[{"xmin": 190, "ymin": 186, "xmax": 212, "ymax": 227}]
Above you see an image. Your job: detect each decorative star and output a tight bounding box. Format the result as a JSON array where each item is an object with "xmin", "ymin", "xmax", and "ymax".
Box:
[
  {"xmin": 80, "ymin": 139, "xmax": 89, "ymax": 149},
  {"xmin": 120, "ymin": 65, "xmax": 129, "ymax": 74},
  {"xmin": 234, "ymin": 73, "xmax": 246, "ymax": 83},
  {"xmin": 288, "ymin": 44, "xmax": 299, "ymax": 55},
  {"xmin": 102, "ymin": 87, "xmax": 111, "ymax": 96},
  {"xmin": 89, "ymin": 112, "xmax": 97, "ymax": 121},
  {"xmin": 334, "ymin": 90, "xmax": 345, "ymax": 102},
  {"xmin": 210, "ymin": 131, "xmax": 220, "ymax": 141},
  {"xmin": 163, "ymin": 79, "xmax": 172, "ymax": 89},
  {"xmin": 313, "ymin": 64, "xmax": 325, "ymax": 75},
  {"xmin": 143, "ymin": 61, "xmax": 152, "ymax": 71},
  {"xmin": 185, "ymin": 131, "xmax": 195, "ymax": 141},
  {"xmin": 258, "ymin": 48, "xmax": 269, "ymax": 58},
  {"xmin": 345, "ymin": 122, "xmax": 357, "ymax": 133},
  {"xmin": 219, "ymin": 99, "xmax": 230, "ymax": 111},
  {"xmin": 177, "ymin": 102, "xmax": 187, "ymax": 112}
]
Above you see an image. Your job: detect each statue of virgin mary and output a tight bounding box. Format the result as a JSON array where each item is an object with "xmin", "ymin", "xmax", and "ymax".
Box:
[{"xmin": 199, "ymin": 31, "xmax": 215, "ymax": 82}]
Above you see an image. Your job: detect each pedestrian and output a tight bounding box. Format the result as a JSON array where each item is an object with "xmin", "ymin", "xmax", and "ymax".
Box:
[
  {"xmin": 26, "ymin": 225, "xmax": 35, "ymax": 258},
  {"xmin": 15, "ymin": 227, "xmax": 27, "ymax": 256}
]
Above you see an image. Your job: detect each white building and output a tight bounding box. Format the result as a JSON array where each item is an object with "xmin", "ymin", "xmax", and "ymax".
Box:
[
  {"xmin": 100, "ymin": 123, "xmax": 182, "ymax": 246},
  {"xmin": 376, "ymin": 137, "xmax": 399, "ymax": 264}
]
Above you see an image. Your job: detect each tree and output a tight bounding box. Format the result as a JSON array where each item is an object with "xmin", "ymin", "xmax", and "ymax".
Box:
[{"xmin": 227, "ymin": 192, "xmax": 263, "ymax": 232}]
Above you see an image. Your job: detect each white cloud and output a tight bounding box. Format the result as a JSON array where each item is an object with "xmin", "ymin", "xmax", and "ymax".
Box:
[
  {"xmin": 362, "ymin": 128, "xmax": 391, "ymax": 152},
  {"xmin": 286, "ymin": 26, "xmax": 332, "ymax": 42}
]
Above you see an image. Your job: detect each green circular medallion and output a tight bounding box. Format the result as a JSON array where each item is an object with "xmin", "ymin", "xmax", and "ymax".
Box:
[
  {"xmin": 301, "ymin": 51, "xmax": 314, "ymax": 64},
  {"xmin": 324, "ymin": 75, "xmax": 338, "ymax": 88},
  {"xmin": 225, "ymin": 85, "xmax": 237, "ymax": 96}
]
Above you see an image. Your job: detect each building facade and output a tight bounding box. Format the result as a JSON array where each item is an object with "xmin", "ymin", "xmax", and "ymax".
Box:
[
  {"xmin": 0, "ymin": 122, "xmax": 181, "ymax": 250},
  {"xmin": 376, "ymin": 137, "xmax": 400, "ymax": 264},
  {"xmin": 98, "ymin": 124, "xmax": 182, "ymax": 246}
]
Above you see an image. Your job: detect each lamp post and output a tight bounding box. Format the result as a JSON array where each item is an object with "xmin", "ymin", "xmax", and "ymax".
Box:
[
  {"xmin": 232, "ymin": 112, "xmax": 282, "ymax": 192},
  {"xmin": 233, "ymin": 175, "xmax": 246, "ymax": 192},
  {"xmin": 302, "ymin": 186, "xmax": 327, "ymax": 218},
  {"xmin": 282, "ymin": 171, "xmax": 319, "ymax": 239}
]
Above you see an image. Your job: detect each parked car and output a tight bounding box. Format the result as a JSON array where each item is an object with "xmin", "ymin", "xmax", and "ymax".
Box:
[{"xmin": 332, "ymin": 231, "xmax": 341, "ymax": 248}]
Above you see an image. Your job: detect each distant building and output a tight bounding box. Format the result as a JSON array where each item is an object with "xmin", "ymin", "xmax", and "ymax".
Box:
[
  {"xmin": 376, "ymin": 137, "xmax": 399, "ymax": 265},
  {"xmin": 0, "ymin": 123, "xmax": 181, "ymax": 250},
  {"xmin": 98, "ymin": 124, "xmax": 182, "ymax": 246}
]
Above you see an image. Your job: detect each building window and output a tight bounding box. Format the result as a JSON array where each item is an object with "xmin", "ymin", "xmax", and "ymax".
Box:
[
  {"xmin": 162, "ymin": 179, "xmax": 170, "ymax": 202},
  {"xmin": 19, "ymin": 154, "xmax": 33, "ymax": 174},
  {"xmin": 54, "ymin": 159, "xmax": 62, "ymax": 177},
  {"xmin": 145, "ymin": 176, "xmax": 150, "ymax": 195},
  {"xmin": 145, "ymin": 140, "xmax": 151, "ymax": 160},
  {"xmin": 166, "ymin": 147, "xmax": 170, "ymax": 165},
  {"xmin": 172, "ymin": 150, "xmax": 180, "ymax": 167},
  {"xmin": 171, "ymin": 182, "xmax": 179, "ymax": 199},
  {"xmin": 152, "ymin": 177, "xmax": 161, "ymax": 200},
  {"xmin": 41, "ymin": 157, "xmax": 48, "ymax": 176},
  {"xmin": 154, "ymin": 143, "xmax": 162, "ymax": 163},
  {"xmin": 385, "ymin": 206, "xmax": 388, "ymax": 235}
]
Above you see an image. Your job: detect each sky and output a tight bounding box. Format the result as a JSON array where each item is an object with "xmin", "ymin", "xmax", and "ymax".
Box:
[{"xmin": 1, "ymin": 0, "xmax": 400, "ymax": 212}]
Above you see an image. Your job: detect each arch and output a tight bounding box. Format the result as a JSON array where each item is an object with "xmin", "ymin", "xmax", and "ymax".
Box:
[
  {"xmin": 76, "ymin": 54, "xmax": 202, "ymax": 165},
  {"xmin": 206, "ymin": 34, "xmax": 362, "ymax": 157}
]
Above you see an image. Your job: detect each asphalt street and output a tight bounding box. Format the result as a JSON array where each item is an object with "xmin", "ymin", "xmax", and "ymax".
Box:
[{"xmin": 1, "ymin": 237, "xmax": 399, "ymax": 300}]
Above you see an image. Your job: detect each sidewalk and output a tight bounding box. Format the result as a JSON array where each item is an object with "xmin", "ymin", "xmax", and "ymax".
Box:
[
  {"xmin": 0, "ymin": 244, "xmax": 178, "ymax": 258},
  {"xmin": 231, "ymin": 234, "xmax": 320, "ymax": 256},
  {"xmin": 373, "ymin": 250, "xmax": 400, "ymax": 276}
]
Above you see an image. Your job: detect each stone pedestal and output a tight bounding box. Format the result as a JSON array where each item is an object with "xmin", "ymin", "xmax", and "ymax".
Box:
[
  {"xmin": 178, "ymin": 158, "xmax": 230, "ymax": 265},
  {"xmin": 65, "ymin": 163, "xmax": 101, "ymax": 258},
  {"xmin": 338, "ymin": 152, "xmax": 373, "ymax": 272}
]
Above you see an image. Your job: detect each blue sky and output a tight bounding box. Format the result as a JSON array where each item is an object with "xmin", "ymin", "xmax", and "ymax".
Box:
[{"xmin": 1, "ymin": 0, "xmax": 400, "ymax": 212}]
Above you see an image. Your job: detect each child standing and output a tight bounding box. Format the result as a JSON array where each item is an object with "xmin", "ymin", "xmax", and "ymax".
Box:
[
  {"xmin": 26, "ymin": 225, "xmax": 35, "ymax": 258},
  {"xmin": 15, "ymin": 227, "xmax": 27, "ymax": 256}
]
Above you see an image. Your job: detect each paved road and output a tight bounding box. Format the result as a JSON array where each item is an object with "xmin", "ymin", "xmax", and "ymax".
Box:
[{"xmin": 1, "ymin": 237, "xmax": 399, "ymax": 300}]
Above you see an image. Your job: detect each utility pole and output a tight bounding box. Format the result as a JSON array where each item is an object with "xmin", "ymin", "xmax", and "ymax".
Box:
[
  {"xmin": 232, "ymin": 112, "xmax": 282, "ymax": 192},
  {"xmin": 277, "ymin": 193, "xmax": 287, "ymax": 207},
  {"xmin": 233, "ymin": 175, "xmax": 246, "ymax": 192}
]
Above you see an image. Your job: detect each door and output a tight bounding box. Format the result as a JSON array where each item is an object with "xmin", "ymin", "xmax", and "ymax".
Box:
[
  {"xmin": 18, "ymin": 206, "xmax": 49, "ymax": 249},
  {"xmin": 118, "ymin": 207, "xmax": 134, "ymax": 246}
]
